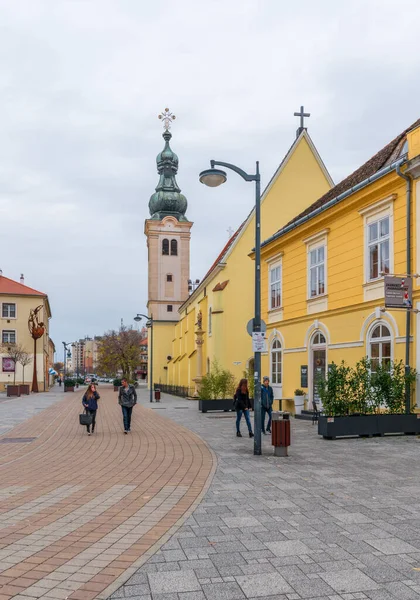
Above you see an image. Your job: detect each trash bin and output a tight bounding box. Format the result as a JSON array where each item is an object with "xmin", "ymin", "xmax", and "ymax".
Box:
[
  {"xmin": 271, "ymin": 411, "xmax": 291, "ymax": 457},
  {"xmin": 154, "ymin": 389, "xmax": 161, "ymax": 402}
]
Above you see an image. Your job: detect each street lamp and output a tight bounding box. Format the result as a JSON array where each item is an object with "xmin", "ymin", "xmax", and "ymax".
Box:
[
  {"xmin": 199, "ymin": 160, "xmax": 262, "ymax": 456},
  {"xmin": 71, "ymin": 341, "xmax": 84, "ymax": 386},
  {"xmin": 134, "ymin": 313, "xmax": 154, "ymax": 403},
  {"xmin": 62, "ymin": 341, "xmax": 72, "ymax": 384}
]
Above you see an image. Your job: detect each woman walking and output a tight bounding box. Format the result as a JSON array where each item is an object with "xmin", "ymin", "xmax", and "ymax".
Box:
[
  {"xmin": 82, "ymin": 383, "xmax": 100, "ymax": 435},
  {"xmin": 234, "ymin": 378, "xmax": 254, "ymax": 438}
]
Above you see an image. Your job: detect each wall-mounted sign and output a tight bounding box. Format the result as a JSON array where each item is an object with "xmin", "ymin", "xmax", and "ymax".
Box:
[
  {"xmin": 384, "ymin": 276, "xmax": 413, "ymax": 309},
  {"xmin": 252, "ymin": 332, "xmax": 267, "ymax": 352},
  {"xmin": 300, "ymin": 365, "xmax": 308, "ymax": 388},
  {"xmin": 2, "ymin": 358, "xmax": 15, "ymax": 372}
]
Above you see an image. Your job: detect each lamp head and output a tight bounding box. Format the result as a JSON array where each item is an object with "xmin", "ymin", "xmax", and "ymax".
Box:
[
  {"xmin": 134, "ymin": 315, "xmax": 142, "ymax": 323},
  {"xmin": 199, "ymin": 168, "xmax": 227, "ymax": 188}
]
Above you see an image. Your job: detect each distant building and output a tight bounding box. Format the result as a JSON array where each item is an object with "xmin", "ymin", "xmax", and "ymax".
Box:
[
  {"xmin": 0, "ymin": 273, "xmax": 54, "ymax": 391},
  {"xmin": 138, "ymin": 328, "xmax": 148, "ymax": 380}
]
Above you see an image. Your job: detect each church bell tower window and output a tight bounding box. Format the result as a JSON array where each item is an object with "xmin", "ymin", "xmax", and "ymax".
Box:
[
  {"xmin": 162, "ymin": 239, "xmax": 169, "ymax": 255},
  {"xmin": 170, "ymin": 239, "xmax": 178, "ymax": 256}
]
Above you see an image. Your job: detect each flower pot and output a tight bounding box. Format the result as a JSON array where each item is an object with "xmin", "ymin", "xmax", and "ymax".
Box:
[
  {"xmin": 114, "ymin": 386, "xmax": 119, "ymax": 392},
  {"xmin": 19, "ymin": 385, "xmax": 30, "ymax": 396},
  {"xmin": 318, "ymin": 413, "xmax": 420, "ymax": 439},
  {"xmin": 198, "ymin": 398, "xmax": 254, "ymax": 413},
  {"xmin": 7, "ymin": 385, "xmax": 20, "ymax": 397},
  {"xmin": 294, "ymin": 395, "xmax": 305, "ymax": 415},
  {"xmin": 64, "ymin": 386, "xmax": 75, "ymax": 393}
]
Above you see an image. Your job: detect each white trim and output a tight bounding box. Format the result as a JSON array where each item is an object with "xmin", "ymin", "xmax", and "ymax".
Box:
[
  {"xmin": 1, "ymin": 329, "xmax": 17, "ymax": 344},
  {"xmin": 304, "ymin": 321, "xmax": 330, "ymax": 348},
  {"xmin": 305, "ymin": 235, "xmax": 328, "ymax": 301},
  {"xmin": 329, "ymin": 341, "xmax": 364, "ymax": 349},
  {"xmin": 268, "ymin": 328, "xmax": 285, "ymax": 348},
  {"xmin": 367, "ymin": 320, "xmax": 393, "ymax": 365},
  {"xmin": 1, "ymin": 302, "xmax": 17, "ymax": 320},
  {"xmin": 268, "ymin": 259, "xmax": 282, "ymax": 312},
  {"xmin": 358, "ymin": 194, "xmax": 397, "ymax": 217},
  {"xmin": 302, "ymin": 228, "xmax": 330, "ymax": 245},
  {"xmin": 396, "ymin": 336, "xmax": 413, "ymax": 344},
  {"xmin": 359, "ymin": 309, "xmax": 399, "ymax": 341},
  {"xmin": 265, "ymin": 252, "xmax": 284, "ymax": 265},
  {"xmin": 283, "ymin": 347, "xmax": 306, "ymax": 354},
  {"xmin": 269, "ymin": 335, "xmax": 283, "ymax": 389}
]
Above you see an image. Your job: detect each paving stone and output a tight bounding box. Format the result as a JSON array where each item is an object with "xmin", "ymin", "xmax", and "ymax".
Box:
[
  {"xmin": 148, "ymin": 571, "xmax": 201, "ymax": 594},
  {"xmin": 365, "ymin": 538, "xmax": 419, "ymax": 555},
  {"xmin": 124, "ymin": 583, "xmax": 150, "ymax": 596},
  {"xmin": 319, "ymin": 569, "xmax": 380, "ymax": 594},
  {"xmin": 266, "ymin": 540, "xmax": 311, "ymax": 557},
  {"xmin": 201, "ymin": 582, "xmax": 245, "ymax": 600},
  {"xmin": 235, "ymin": 572, "xmax": 293, "ymax": 597}
]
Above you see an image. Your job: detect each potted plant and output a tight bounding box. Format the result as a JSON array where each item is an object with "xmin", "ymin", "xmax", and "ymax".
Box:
[
  {"xmin": 64, "ymin": 378, "xmax": 76, "ymax": 392},
  {"xmin": 113, "ymin": 378, "xmax": 122, "ymax": 392},
  {"xmin": 293, "ymin": 389, "xmax": 305, "ymax": 415},
  {"xmin": 198, "ymin": 361, "xmax": 236, "ymax": 412},
  {"xmin": 318, "ymin": 358, "xmax": 419, "ymax": 439}
]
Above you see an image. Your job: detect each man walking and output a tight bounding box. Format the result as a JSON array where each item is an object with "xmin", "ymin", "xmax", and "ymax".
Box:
[
  {"xmin": 261, "ymin": 376, "xmax": 274, "ymax": 434},
  {"xmin": 118, "ymin": 378, "xmax": 137, "ymax": 433}
]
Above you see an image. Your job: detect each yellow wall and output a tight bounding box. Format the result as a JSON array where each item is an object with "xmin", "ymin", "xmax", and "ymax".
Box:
[
  {"xmin": 261, "ymin": 126, "xmax": 420, "ymax": 412},
  {"xmin": 0, "ymin": 294, "xmax": 51, "ymax": 391},
  {"xmin": 165, "ymin": 132, "xmax": 333, "ymax": 392}
]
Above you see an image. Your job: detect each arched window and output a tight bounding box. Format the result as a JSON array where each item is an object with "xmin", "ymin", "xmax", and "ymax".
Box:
[
  {"xmin": 208, "ymin": 308, "xmax": 212, "ymax": 335},
  {"xmin": 312, "ymin": 332, "xmax": 326, "ymax": 345},
  {"xmin": 170, "ymin": 239, "xmax": 178, "ymax": 256},
  {"xmin": 271, "ymin": 339, "xmax": 282, "ymax": 384},
  {"xmin": 162, "ymin": 239, "xmax": 169, "ymax": 255},
  {"xmin": 369, "ymin": 323, "xmax": 391, "ymax": 371}
]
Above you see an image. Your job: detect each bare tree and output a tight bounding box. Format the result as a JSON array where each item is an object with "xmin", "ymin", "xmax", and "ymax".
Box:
[
  {"xmin": 96, "ymin": 327, "xmax": 142, "ymax": 380},
  {"xmin": 53, "ymin": 362, "xmax": 64, "ymax": 372},
  {"xmin": 19, "ymin": 352, "xmax": 33, "ymax": 385},
  {"xmin": 0, "ymin": 343, "xmax": 24, "ymax": 384}
]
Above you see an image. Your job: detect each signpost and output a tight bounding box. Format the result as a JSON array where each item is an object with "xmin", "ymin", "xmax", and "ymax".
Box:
[{"xmin": 384, "ymin": 276, "xmax": 413, "ymax": 309}]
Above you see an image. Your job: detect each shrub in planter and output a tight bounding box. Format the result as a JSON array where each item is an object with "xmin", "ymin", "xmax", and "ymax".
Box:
[
  {"xmin": 113, "ymin": 378, "xmax": 122, "ymax": 392},
  {"xmin": 199, "ymin": 361, "xmax": 235, "ymax": 400},
  {"xmin": 293, "ymin": 389, "xmax": 305, "ymax": 415},
  {"xmin": 64, "ymin": 378, "xmax": 75, "ymax": 392}
]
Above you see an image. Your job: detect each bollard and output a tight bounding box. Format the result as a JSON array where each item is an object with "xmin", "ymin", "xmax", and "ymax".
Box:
[
  {"xmin": 154, "ymin": 388, "xmax": 161, "ymax": 402},
  {"xmin": 271, "ymin": 411, "xmax": 291, "ymax": 457}
]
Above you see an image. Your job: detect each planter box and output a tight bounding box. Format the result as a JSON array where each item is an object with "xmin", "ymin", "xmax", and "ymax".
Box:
[
  {"xmin": 319, "ymin": 413, "xmax": 420, "ymax": 439},
  {"xmin": 199, "ymin": 398, "xmax": 254, "ymax": 413},
  {"xmin": 7, "ymin": 385, "xmax": 21, "ymax": 397},
  {"xmin": 64, "ymin": 386, "xmax": 75, "ymax": 393},
  {"xmin": 114, "ymin": 386, "xmax": 119, "ymax": 392},
  {"xmin": 19, "ymin": 385, "xmax": 30, "ymax": 395}
]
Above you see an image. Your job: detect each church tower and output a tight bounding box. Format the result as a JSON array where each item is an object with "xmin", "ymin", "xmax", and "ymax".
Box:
[{"xmin": 145, "ymin": 109, "xmax": 192, "ymax": 323}]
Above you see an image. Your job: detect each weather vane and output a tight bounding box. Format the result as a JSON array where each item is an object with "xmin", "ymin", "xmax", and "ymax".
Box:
[{"xmin": 158, "ymin": 108, "xmax": 176, "ymax": 131}]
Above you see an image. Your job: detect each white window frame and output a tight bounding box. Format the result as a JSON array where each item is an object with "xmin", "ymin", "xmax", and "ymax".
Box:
[
  {"xmin": 360, "ymin": 198, "xmax": 394, "ymax": 284},
  {"xmin": 2, "ymin": 303, "xmax": 17, "ymax": 319},
  {"xmin": 303, "ymin": 231, "xmax": 328, "ymax": 300},
  {"xmin": 308, "ymin": 244, "xmax": 326, "ymax": 299},
  {"xmin": 2, "ymin": 329, "xmax": 16, "ymax": 344},
  {"xmin": 270, "ymin": 339, "xmax": 282, "ymax": 385},
  {"xmin": 268, "ymin": 260, "xmax": 282, "ymax": 311},
  {"xmin": 367, "ymin": 321, "xmax": 393, "ymax": 371}
]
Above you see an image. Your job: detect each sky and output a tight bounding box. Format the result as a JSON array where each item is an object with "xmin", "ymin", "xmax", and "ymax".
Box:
[{"xmin": 0, "ymin": 0, "xmax": 419, "ymax": 356}]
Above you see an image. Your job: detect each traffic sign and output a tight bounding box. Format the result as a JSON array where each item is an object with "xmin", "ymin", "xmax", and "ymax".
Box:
[{"xmin": 246, "ymin": 318, "xmax": 267, "ymax": 336}]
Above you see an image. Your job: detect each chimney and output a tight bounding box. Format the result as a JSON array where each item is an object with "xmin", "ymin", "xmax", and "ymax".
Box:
[{"xmin": 20, "ymin": 274, "xmax": 24, "ymax": 284}]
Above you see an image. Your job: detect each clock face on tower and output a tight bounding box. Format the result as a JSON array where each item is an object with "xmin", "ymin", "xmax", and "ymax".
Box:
[{"xmin": 2, "ymin": 358, "xmax": 15, "ymax": 372}]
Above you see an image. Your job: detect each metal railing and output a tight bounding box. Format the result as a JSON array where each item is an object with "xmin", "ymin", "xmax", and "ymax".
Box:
[{"xmin": 155, "ymin": 384, "xmax": 195, "ymax": 398}]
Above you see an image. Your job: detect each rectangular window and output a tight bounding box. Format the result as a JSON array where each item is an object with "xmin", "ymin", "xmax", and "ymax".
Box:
[
  {"xmin": 309, "ymin": 246, "xmax": 325, "ymax": 297},
  {"xmin": 271, "ymin": 351, "xmax": 282, "ymax": 384},
  {"xmin": 367, "ymin": 216, "xmax": 390, "ymax": 280},
  {"xmin": 2, "ymin": 303, "xmax": 16, "ymax": 318},
  {"xmin": 167, "ymin": 305, "xmax": 173, "ymax": 312},
  {"xmin": 166, "ymin": 274, "xmax": 173, "ymax": 282},
  {"xmin": 270, "ymin": 265, "xmax": 281, "ymax": 309},
  {"xmin": 2, "ymin": 330, "xmax": 16, "ymax": 344}
]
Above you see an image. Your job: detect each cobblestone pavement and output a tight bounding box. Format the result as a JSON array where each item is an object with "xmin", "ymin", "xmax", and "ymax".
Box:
[
  {"xmin": 113, "ymin": 392, "xmax": 420, "ymax": 600},
  {"xmin": 0, "ymin": 386, "xmax": 214, "ymax": 600}
]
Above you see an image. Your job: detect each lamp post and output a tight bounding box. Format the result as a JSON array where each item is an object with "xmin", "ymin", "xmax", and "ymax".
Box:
[
  {"xmin": 134, "ymin": 313, "xmax": 154, "ymax": 403},
  {"xmin": 62, "ymin": 341, "xmax": 71, "ymax": 384},
  {"xmin": 72, "ymin": 341, "xmax": 84, "ymax": 386},
  {"xmin": 199, "ymin": 160, "xmax": 262, "ymax": 455}
]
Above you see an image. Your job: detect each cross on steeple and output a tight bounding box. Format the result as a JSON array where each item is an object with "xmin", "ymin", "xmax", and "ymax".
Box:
[
  {"xmin": 158, "ymin": 108, "xmax": 176, "ymax": 131},
  {"xmin": 294, "ymin": 105, "xmax": 310, "ymax": 137}
]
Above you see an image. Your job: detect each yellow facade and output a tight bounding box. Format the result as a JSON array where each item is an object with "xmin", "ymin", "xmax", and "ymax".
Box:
[
  {"xmin": 161, "ymin": 131, "xmax": 333, "ymax": 392},
  {"xmin": 259, "ymin": 119, "xmax": 420, "ymax": 413},
  {"xmin": 0, "ymin": 279, "xmax": 53, "ymax": 392}
]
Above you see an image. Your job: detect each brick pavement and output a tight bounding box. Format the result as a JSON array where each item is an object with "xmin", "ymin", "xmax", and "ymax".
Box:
[
  {"xmin": 114, "ymin": 393, "xmax": 420, "ymax": 600},
  {"xmin": 0, "ymin": 386, "xmax": 214, "ymax": 600}
]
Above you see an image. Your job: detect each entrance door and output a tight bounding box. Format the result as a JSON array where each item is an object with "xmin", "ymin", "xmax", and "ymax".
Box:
[{"xmin": 310, "ymin": 332, "xmax": 326, "ymax": 409}]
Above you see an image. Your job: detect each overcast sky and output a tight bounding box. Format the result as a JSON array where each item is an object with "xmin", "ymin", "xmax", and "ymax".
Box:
[{"xmin": 1, "ymin": 0, "xmax": 419, "ymax": 356}]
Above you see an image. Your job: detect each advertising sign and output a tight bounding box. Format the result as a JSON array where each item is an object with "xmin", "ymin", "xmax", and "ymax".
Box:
[
  {"xmin": 300, "ymin": 365, "xmax": 308, "ymax": 388},
  {"xmin": 252, "ymin": 332, "xmax": 267, "ymax": 352},
  {"xmin": 2, "ymin": 358, "xmax": 15, "ymax": 372},
  {"xmin": 384, "ymin": 276, "xmax": 413, "ymax": 309}
]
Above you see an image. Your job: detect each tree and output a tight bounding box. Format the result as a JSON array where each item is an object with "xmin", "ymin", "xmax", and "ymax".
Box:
[
  {"xmin": 0, "ymin": 343, "xmax": 24, "ymax": 384},
  {"xmin": 96, "ymin": 327, "xmax": 142, "ymax": 380},
  {"xmin": 53, "ymin": 362, "xmax": 64, "ymax": 372},
  {"xmin": 19, "ymin": 352, "xmax": 33, "ymax": 385}
]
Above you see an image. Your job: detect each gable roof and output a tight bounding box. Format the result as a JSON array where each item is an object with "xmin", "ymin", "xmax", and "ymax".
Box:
[
  {"xmin": 0, "ymin": 275, "xmax": 46, "ymax": 297},
  {"xmin": 179, "ymin": 130, "xmax": 332, "ymax": 312},
  {"xmin": 268, "ymin": 117, "xmax": 420, "ymax": 241}
]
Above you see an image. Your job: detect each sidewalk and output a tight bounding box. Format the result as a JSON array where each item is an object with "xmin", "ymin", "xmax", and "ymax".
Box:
[
  {"xmin": 0, "ymin": 386, "xmax": 214, "ymax": 600},
  {"xmin": 113, "ymin": 392, "xmax": 420, "ymax": 600}
]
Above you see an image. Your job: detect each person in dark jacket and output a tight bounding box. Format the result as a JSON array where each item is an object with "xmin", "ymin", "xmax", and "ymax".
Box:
[
  {"xmin": 82, "ymin": 384, "xmax": 100, "ymax": 435},
  {"xmin": 118, "ymin": 378, "xmax": 137, "ymax": 433},
  {"xmin": 234, "ymin": 378, "xmax": 254, "ymax": 438},
  {"xmin": 261, "ymin": 376, "xmax": 274, "ymax": 434}
]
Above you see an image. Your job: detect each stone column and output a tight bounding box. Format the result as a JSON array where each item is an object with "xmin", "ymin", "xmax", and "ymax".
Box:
[{"xmin": 193, "ymin": 326, "xmax": 205, "ymax": 397}]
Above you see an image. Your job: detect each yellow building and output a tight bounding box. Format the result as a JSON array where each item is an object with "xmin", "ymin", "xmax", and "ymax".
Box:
[
  {"xmin": 259, "ymin": 118, "xmax": 420, "ymax": 413},
  {"xmin": 158, "ymin": 122, "xmax": 334, "ymax": 392},
  {"xmin": 0, "ymin": 273, "xmax": 53, "ymax": 392}
]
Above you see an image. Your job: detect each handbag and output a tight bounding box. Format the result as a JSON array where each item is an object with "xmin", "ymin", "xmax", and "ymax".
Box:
[{"xmin": 79, "ymin": 409, "xmax": 93, "ymax": 426}]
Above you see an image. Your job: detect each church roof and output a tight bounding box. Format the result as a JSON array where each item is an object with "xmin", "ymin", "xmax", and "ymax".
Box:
[
  {"xmin": 0, "ymin": 275, "xmax": 46, "ymax": 297},
  {"xmin": 265, "ymin": 117, "xmax": 420, "ymax": 245}
]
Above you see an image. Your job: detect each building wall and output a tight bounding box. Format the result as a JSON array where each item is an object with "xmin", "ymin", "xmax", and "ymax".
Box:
[{"xmin": 0, "ymin": 295, "xmax": 51, "ymax": 391}]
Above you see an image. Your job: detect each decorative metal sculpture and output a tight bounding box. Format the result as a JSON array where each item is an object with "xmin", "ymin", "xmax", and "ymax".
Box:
[
  {"xmin": 28, "ymin": 305, "xmax": 45, "ymax": 393},
  {"xmin": 158, "ymin": 108, "xmax": 176, "ymax": 131}
]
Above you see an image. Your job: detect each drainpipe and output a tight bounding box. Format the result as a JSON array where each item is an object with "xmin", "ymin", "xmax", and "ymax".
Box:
[{"xmin": 396, "ymin": 164, "xmax": 413, "ymax": 414}]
